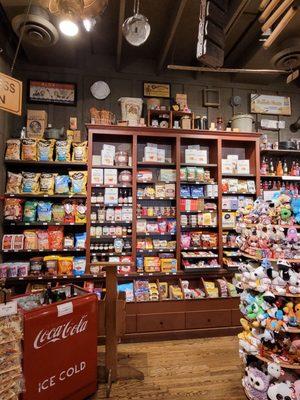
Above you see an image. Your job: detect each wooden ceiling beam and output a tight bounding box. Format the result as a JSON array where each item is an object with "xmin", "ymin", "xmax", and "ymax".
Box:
[
  {"xmin": 116, "ymin": 0, "xmax": 126, "ymax": 72},
  {"xmin": 259, "ymin": 0, "xmax": 271, "ymax": 11},
  {"xmin": 259, "ymin": 0, "xmax": 281, "ymax": 23},
  {"xmin": 156, "ymin": 0, "xmax": 188, "ymax": 74},
  {"xmin": 167, "ymin": 64, "xmax": 289, "ymax": 74},
  {"xmin": 262, "ymin": 0, "xmax": 294, "ymax": 32},
  {"xmin": 225, "ymin": 0, "xmax": 251, "ymax": 37}
]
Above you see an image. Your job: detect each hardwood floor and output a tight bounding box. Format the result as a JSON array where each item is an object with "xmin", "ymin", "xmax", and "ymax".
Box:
[{"xmin": 93, "ymin": 336, "xmax": 246, "ymax": 400}]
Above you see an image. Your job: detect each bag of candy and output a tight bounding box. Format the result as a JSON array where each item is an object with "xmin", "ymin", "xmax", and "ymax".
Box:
[
  {"xmin": 73, "ymin": 257, "xmax": 86, "ymax": 276},
  {"xmin": 37, "ymin": 230, "xmax": 49, "ymax": 250},
  {"xmin": 52, "ymin": 204, "xmax": 65, "ymax": 222},
  {"xmin": 64, "ymin": 201, "xmax": 75, "ymax": 223},
  {"xmin": 48, "ymin": 226, "xmax": 64, "ymax": 250},
  {"xmin": 58, "ymin": 256, "xmax": 73, "ymax": 275},
  {"xmin": 75, "ymin": 202, "xmax": 87, "ymax": 223},
  {"xmin": 75, "ymin": 232, "xmax": 86, "ymax": 248},
  {"xmin": 24, "ymin": 230, "xmax": 38, "ymax": 250}
]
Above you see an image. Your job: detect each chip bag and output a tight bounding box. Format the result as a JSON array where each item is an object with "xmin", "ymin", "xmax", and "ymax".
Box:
[
  {"xmin": 55, "ymin": 175, "xmax": 70, "ymax": 194},
  {"xmin": 69, "ymin": 171, "xmax": 87, "ymax": 194},
  {"xmin": 40, "ymin": 173, "xmax": 55, "ymax": 195},
  {"xmin": 22, "ymin": 172, "xmax": 40, "ymax": 194},
  {"xmin": 72, "ymin": 141, "xmax": 87, "ymax": 162},
  {"xmin": 37, "ymin": 202, "xmax": 52, "ymax": 222},
  {"xmin": 21, "ymin": 138, "xmax": 37, "ymax": 161},
  {"xmin": 23, "ymin": 201, "xmax": 37, "ymax": 222},
  {"xmin": 24, "ymin": 230, "xmax": 38, "ymax": 250},
  {"xmin": 58, "ymin": 256, "xmax": 73, "ymax": 275},
  {"xmin": 4, "ymin": 198, "xmax": 23, "ymax": 221},
  {"xmin": 48, "ymin": 226, "xmax": 64, "ymax": 250},
  {"xmin": 37, "ymin": 139, "xmax": 55, "ymax": 161},
  {"xmin": 5, "ymin": 139, "xmax": 21, "ymax": 160},
  {"xmin": 56, "ymin": 140, "xmax": 71, "ymax": 162},
  {"xmin": 6, "ymin": 172, "xmax": 22, "ymax": 194},
  {"xmin": 75, "ymin": 202, "xmax": 87, "ymax": 223}
]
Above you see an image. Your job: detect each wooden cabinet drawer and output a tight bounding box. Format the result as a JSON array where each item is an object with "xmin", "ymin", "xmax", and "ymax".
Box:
[
  {"xmin": 137, "ymin": 312, "xmax": 185, "ymax": 332},
  {"xmin": 231, "ymin": 309, "xmax": 243, "ymax": 326},
  {"xmin": 186, "ymin": 310, "xmax": 231, "ymax": 329},
  {"xmin": 126, "ymin": 315, "xmax": 137, "ymax": 333}
]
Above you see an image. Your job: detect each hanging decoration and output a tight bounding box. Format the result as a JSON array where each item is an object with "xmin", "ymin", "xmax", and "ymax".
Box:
[{"xmin": 122, "ymin": 0, "xmax": 150, "ymax": 47}]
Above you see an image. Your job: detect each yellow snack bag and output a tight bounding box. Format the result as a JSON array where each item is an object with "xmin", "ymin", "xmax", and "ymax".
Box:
[
  {"xmin": 22, "ymin": 139, "xmax": 37, "ymax": 161},
  {"xmin": 72, "ymin": 141, "xmax": 88, "ymax": 162},
  {"xmin": 58, "ymin": 256, "xmax": 74, "ymax": 275},
  {"xmin": 37, "ymin": 139, "xmax": 55, "ymax": 161}
]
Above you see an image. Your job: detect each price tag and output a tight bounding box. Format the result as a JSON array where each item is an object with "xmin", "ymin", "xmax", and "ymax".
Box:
[
  {"xmin": 70, "ymin": 222, "xmax": 74, "ymax": 226},
  {"xmin": 57, "ymin": 301, "xmax": 73, "ymax": 317},
  {"xmin": 42, "ymin": 222, "xmax": 47, "ymax": 226},
  {"xmin": 53, "ymin": 276, "xmax": 57, "ymax": 279},
  {"xmin": 43, "ymin": 194, "xmax": 49, "ymax": 197},
  {"xmin": 19, "ymin": 277, "xmax": 24, "ymax": 280},
  {"xmin": 63, "ymin": 275, "xmax": 68, "ymax": 279},
  {"xmin": 38, "ymin": 276, "xmax": 43, "ymax": 280},
  {"xmin": 93, "ymin": 274, "xmax": 97, "ymax": 278},
  {"xmin": 0, "ymin": 301, "xmax": 17, "ymax": 317}
]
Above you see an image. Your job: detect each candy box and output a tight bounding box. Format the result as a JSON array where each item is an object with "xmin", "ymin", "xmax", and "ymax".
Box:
[
  {"xmin": 222, "ymin": 159, "xmax": 234, "ymax": 174},
  {"xmin": 157, "ymin": 148, "xmax": 166, "ymax": 163},
  {"xmin": 160, "ymin": 258, "xmax": 177, "ymax": 273},
  {"xmin": 104, "ymin": 188, "xmax": 118, "ymax": 205},
  {"xmin": 144, "ymin": 146, "xmax": 157, "ymax": 162},
  {"xmin": 237, "ymin": 160, "xmax": 250, "ymax": 174},
  {"xmin": 159, "ymin": 169, "xmax": 176, "ymax": 182},
  {"xmin": 137, "ymin": 169, "xmax": 153, "ymax": 182},
  {"xmin": 104, "ymin": 169, "xmax": 118, "ymax": 185},
  {"xmin": 155, "ymin": 184, "xmax": 166, "ymax": 198},
  {"xmin": 91, "ymin": 169, "xmax": 104, "ymax": 185}
]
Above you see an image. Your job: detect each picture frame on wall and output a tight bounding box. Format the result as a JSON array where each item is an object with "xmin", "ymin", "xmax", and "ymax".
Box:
[
  {"xmin": 250, "ymin": 94, "xmax": 291, "ymax": 116},
  {"xmin": 28, "ymin": 80, "xmax": 77, "ymax": 106},
  {"xmin": 143, "ymin": 82, "xmax": 171, "ymax": 98}
]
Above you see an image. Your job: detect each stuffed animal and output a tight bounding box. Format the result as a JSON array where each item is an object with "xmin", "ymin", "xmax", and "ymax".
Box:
[
  {"xmin": 292, "ymin": 197, "xmax": 300, "ymax": 224},
  {"xmin": 283, "ymin": 302, "xmax": 297, "ymax": 327},
  {"xmin": 288, "ymin": 270, "xmax": 300, "ymax": 295},
  {"xmin": 267, "ymin": 381, "xmax": 295, "ymax": 400},
  {"xmin": 267, "ymin": 362, "xmax": 282, "ymax": 379},
  {"xmin": 238, "ymin": 318, "xmax": 261, "ymax": 354},
  {"xmin": 243, "ymin": 364, "xmax": 271, "ymax": 400},
  {"xmin": 295, "ymin": 303, "xmax": 300, "ymax": 325}
]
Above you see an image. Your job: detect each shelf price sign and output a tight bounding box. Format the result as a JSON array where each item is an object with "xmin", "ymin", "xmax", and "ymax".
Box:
[{"xmin": 0, "ymin": 72, "xmax": 22, "ymax": 115}]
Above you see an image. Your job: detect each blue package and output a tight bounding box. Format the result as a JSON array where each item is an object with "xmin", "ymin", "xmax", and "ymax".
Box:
[
  {"xmin": 191, "ymin": 186, "xmax": 204, "ymax": 198},
  {"xmin": 180, "ymin": 186, "xmax": 190, "ymax": 198},
  {"xmin": 55, "ymin": 175, "xmax": 70, "ymax": 194},
  {"xmin": 73, "ymin": 257, "xmax": 86, "ymax": 276},
  {"xmin": 75, "ymin": 232, "xmax": 86, "ymax": 249},
  {"xmin": 118, "ymin": 283, "xmax": 134, "ymax": 302},
  {"xmin": 136, "ymin": 257, "xmax": 144, "ymax": 271}
]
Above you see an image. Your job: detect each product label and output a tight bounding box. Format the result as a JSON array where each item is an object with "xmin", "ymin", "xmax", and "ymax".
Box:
[
  {"xmin": 0, "ymin": 301, "xmax": 17, "ymax": 317},
  {"xmin": 57, "ymin": 301, "xmax": 73, "ymax": 317}
]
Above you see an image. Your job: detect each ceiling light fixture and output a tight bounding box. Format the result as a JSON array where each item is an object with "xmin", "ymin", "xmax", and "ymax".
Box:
[
  {"xmin": 59, "ymin": 18, "xmax": 79, "ymax": 36},
  {"xmin": 83, "ymin": 17, "xmax": 96, "ymax": 32}
]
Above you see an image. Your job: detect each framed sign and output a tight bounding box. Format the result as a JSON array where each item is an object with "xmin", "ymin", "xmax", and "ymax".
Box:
[
  {"xmin": 250, "ymin": 94, "xmax": 291, "ymax": 116},
  {"xmin": 28, "ymin": 80, "xmax": 77, "ymax": 106},
  {"xmin": 143, "ymin": 82, "xmax": 170, "ymax": 98},
  {"xmin": 0, "ymin": 72, "xmax": 22, "ymax": 115}
]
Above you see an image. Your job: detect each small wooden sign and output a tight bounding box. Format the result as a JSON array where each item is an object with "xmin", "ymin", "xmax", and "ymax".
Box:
[{"xmin": 0, "ymin": 72, "xmax": 22, "ymax": 115}]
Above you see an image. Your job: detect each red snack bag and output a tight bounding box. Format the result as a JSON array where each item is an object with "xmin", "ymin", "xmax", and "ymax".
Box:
[
  {"xmin": 64, "ymin": 201, "xmax": 75, "ymax": 223},
  {"xmin": 48, "ymin": 226, "xmax": 64, "ymax": 250}
]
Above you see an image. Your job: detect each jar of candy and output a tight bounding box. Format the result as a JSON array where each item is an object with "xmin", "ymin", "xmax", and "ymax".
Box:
[
  {"xmin": 115, "ymin": 151, "xmax": 128, "ymax": 166},
  {"xmin": 118, "ymin": 170, "xmax": 132, "ymax": 184}
]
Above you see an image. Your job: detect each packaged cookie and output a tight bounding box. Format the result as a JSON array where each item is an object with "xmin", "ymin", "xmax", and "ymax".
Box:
[
  {"xmin": 55, "ymin": 175, "xmax": 70, "ymax": 194},
  {"xmin": 69, "ymin": 171, "xmax": 87, "ymax": 194},
  {"xmin": 24, "ymin": 230, "xmax": 38, "ymax": 250},
  {"xmin": 5, "ymin": 139, "xmax": 21, "ymax": 160},
  {"xmin": 56, "ymin": 140, "xmax": 71, "ymax": 162},
  {"xmin": 21, "ymin": 138, "xmax": 37, "ymax": 161},
  {"xmin": 4, "ymin": 198, "xmax": 23, "ymax": 221},
  {"xmin": 40, "ymin": 173, "xmax": 55, "ymax": 195},
  {"xmin": 37, "ymin": 139, "xmax": 55, "ymax": 161},
  {"xmin": 22, "ymin": 172, "xmax": 40, "ymax": 193},
  {"xmin": 6, "ymin": 172, "xmax": 22, "ymax": 194},
  {"xmin": 23, "ymin": 201, "xmax": 37, "ymax": 222},
  {"xmin": 72, "ymin": 141, "xmax": 87, "ymax": 162}
]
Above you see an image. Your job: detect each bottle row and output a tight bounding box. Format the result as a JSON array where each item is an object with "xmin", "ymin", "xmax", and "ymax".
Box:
[{"xmin": 261, "ymin": 157, "xmax": 300, "ymax": 176}]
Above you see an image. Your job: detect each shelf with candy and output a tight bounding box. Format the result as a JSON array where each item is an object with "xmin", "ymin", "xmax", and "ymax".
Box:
[
  {"xmin": 5, "ymin": 160, "xmax": 87, "ymax": 167},
  {"xmin": 118, "ymin": 276, "xmax": 239, "ymax": 302}
]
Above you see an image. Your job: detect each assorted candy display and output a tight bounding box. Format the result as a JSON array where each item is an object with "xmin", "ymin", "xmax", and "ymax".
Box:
[
  {"xmin": 0, "ymin": 312, "xmax": 23, "ymax": 399},
  {"xmin": 2, "ymin": 228, "xmax": 86, "ymax": 252},
  {"xmin": 117, "ymin": 277, "xmax": 238, "ymax": 302},
  {"xmin": 5, "ymin": 138, "xmax": 87, "ymax": 162},
  {"xmin": 181, "ymin": 212, "xmax": 217, "ymax": 227},
  {"xmin": 4, "ymin": 198, "xmax": 86, "ymax": 224},
  {"xmin": 180, "ymin": 184, "xmax": 218, "ymax": 198},
  {"xmin": 221, "ymin": 178, "xmax": 256, "ymax": 194},
  {"xmin": 180, "ymin": 166, "xmax": 214, "ymax": 183},
  {"xmin": 136, "ymin": 255, "xmax": 177, "ymax": 273},
  {"xmin": 0, "ymin": 256, "xmax": 86, "ymax": 278},
  {"xmin": 180, "ymin": 231, "xmax": 217, "ymax": 249},
  {"xmin": 6, "ymin": 170, "xmax": 87, "ymax": 195},
  {"xmin": 137, "ymin": 218, "xmax": 176, "ymax": 235}
]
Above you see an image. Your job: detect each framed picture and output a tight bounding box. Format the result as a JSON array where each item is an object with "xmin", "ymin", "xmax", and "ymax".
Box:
[
  {"xmin": 250, "ymin": 94, "xmax": 291, "ymax": 116},
  {"xmin": 28, "ymin": 80, "xmax": 77, "ymax": 106},
  {"xmin": 143, "ymin": 82, "xmax": 170, "ymax": 98}
]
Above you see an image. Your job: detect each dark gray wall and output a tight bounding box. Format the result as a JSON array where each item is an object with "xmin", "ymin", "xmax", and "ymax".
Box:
[{"xmin": 15, "ymin": 55, "xmax": 300, "ymax": 142}]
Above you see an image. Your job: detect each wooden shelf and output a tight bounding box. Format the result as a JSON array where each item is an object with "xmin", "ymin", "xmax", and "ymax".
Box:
[
  {"xmin": 5, "ymin": 193, "xmax": 86, "ymax": 199},
  {"xmin": 91, "ymin": 184, "xmax": 132, "ymax": 188},
  {"xmin": 90, "ymin": 221, "xmax": 132, "ymax": 225},
  {"xmin": 222, "ymin": 174, "xmax": 255, "ymax": 178},
  {"xmin": 180, "ymin": 181, "xmax": 215, "ymax": 185},
  {"xmin": 92, "ymin": 165, "xmax": 132, "ymax": 169},
  {"xmin": 255, "ymin": 354, "xmax": 300, "ymax": 370},
  {"xmin": 181, "ymin": 210, "xmax": 216, "ymax": 214},
  {"xmin": 181, "ymin": 163, "xmax": 217, "ymax": 167},
  {"xmin": 5, "ymin": 160, "xmax": 87, "ymax": 167},
  {"xmin": 137, "ymin": 197, "xmax": 176, "ymax": 200},
  {"xmin": 181, "ymin": 196, "xmax": 218, "ymax": 200},
  {"xmin": 2, "ymin": 248, "xmax": 85, "ymax": 254},
  {"xmin": 241, "ymin": 252, "xmax": 300, "ymax": 264},
  {"xmin": 136, "ymin": 232, "xmax": 176, "ymax": 237},
  {"xmin": 137, "ymin": 215, "xmax": 175, "ymax": 219},
  {"xmin": 137, "ymin": 162, "xmax": 175, "ymax": 167},
  {"xmin": 222, "ymin": 192, "xmax": 255, "ymax": 196},
  {"xmin": 137, "ymin": 248, "xmax": 176, "ymax": 253},
  {"xmin": 4, "ymin": 221, "xmax": 86, "ymax": 227},
  {"xmin": 261, "ymin": 149, "xmax": 300, "ymax": 155},
  {"xmin": 181, "ymin": 225, "xmax": 217, "ymax": 230}
]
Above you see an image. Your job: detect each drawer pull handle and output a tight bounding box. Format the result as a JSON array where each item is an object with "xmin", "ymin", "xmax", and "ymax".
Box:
[{"xmin": 160, "ymin": 321, "xmax": 163, "ymax": 325}]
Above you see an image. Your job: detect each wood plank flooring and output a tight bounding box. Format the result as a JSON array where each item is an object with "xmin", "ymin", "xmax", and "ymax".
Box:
[{"xmin": 93, "ymin": 336, "xmax": 246, "ymax": 400}]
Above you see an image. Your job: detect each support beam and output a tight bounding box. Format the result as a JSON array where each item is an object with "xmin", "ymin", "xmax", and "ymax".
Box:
[
  {"xmin": 116, "ymin": 0, "xmax": 126, "ymax": 72},
  {"xmin": 225, "ymin": 0, "xmax": 251, "ymax": 37},
  {"xmin": 262, "ymin": 0, "xmax": 294, "ymax": 32},
  {"xmin": 156, "ymin": 0, "xmax": 187, "ymax": 74},
  {"xmin": 263, "ymin": 6, "xmax": 298, "ymax": 48},
  {"xmin": 167, "ymin": 64, "xmax": 289, "ymax": 74},
  {"xmin": 259, "ymin": 0, "xmax": 281, "ymax": 23},
  {"xmin": 259, "ymin": 0, "xmax": 272, "ymax": 11}
]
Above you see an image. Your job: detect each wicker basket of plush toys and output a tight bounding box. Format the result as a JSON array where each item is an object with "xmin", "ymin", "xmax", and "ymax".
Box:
[{"xmin": 235, "ymin": 191, "xmax": 300, "ymax": 400}]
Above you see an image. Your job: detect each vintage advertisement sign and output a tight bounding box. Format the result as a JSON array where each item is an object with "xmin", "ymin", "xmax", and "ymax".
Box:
[{"xmin": 0, "ymin": 72, "xmax": 22, "ymax": 115}]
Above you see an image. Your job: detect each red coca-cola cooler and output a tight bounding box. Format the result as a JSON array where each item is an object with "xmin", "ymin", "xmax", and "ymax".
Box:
[{"xmin": 16, "ymin": 285, "xmax": 98, "ymax": 400}]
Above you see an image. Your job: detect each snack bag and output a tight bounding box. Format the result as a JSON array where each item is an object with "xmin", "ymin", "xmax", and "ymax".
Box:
[
  {"xmin": 37, "ymin": 202, "xmax": 52, "ymax": 222},
  {"xmin": 22, "ymin": 172, "xmax": 40, "ymax": 193},
  {"xmin": 72, "ymin": 141, "xmax": 87, "ymax": 162},
  {"xmin": 40, "ymin": 173, "xmax": 55, "ymax": 195},
  {"xmin": 5, "ymin": 139, "xmax": 21, "ymax": 160},
  {"xmin": 48, "ymin": 226, "xmax": 64, "ymax": 250},
  {"xmin": 75, "ymin": 232, "xmax": 86, "ymax": 248},
  {"xmin": 56, "ymin": 140, "xmax": 71, "ymax": 162},
  {"xmin": 58, "ymin": 256, "xmax": 73, "ymax": 275},
  {"xmin": 21, "ymin": 138, "xmax": 37, "ymax": 161},
  {"xmin": 2, "ymin": 235, "xmax": 13, "ymax": 250},
  {"xmin": 4, "ymin": 198, "xmax": 23, "ymax": 221},
  {"xmin": 69, "ymin": 171, "xmax": 87, "ymax": 194},
  {"xmin": 55, "ymin": 175, "xmax": 70, "ymax": 194},
  {"xmin": 73, "ymin": 257, "xmax": 86, "ymax": 276},
  {"xmin": 75, "ymin": 202, "xmax": 87, "ymax": 223},
  {"xmin": 44, "ymin": 255, "xmax": 59, "ymax": 275},
  {"xmin": 23, "ymin": 201, "xmax": 37, "ymax": 222},
  {"xmin": 6, "ymin": 172, "xmax": 22, "ymax": 194},
  {"xmin": 64, "ymin": 235, "xmax": 74, "ymax": 248},
  {"xmin": 24, "ymin": 230, "xmax": 38, "ymax": 250},
  {"xmin": 37, "ymin": 139, "xmax": 55, "ymax": 161},
  {"xmin": 52, "ymin": 204, "xmax": 65, "ymax": 222},
  {"xmin": 37, "ymin": 230, "xmax": 49, "ymax": 250},
  {"xmin": 63, "ymin": 201, "xmax": 75, "ymax": 223}
]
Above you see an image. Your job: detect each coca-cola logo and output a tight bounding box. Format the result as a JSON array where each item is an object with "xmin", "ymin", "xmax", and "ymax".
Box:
[{"xmin": 33, "ymin": 315, "xmax": 88, "ymax": 349}]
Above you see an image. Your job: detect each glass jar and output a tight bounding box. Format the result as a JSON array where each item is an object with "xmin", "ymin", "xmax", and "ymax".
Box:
[
  {"xmin": 118, "ymin": 170, "xmax": 132, "ymax": 184},
  {"xmin": 115, "ymin": 151, "xmax": 128, "ymax": 166}
]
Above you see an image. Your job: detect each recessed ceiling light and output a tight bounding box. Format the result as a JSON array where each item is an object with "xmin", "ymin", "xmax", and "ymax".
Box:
[{"xmin": 59, "ymin": 19, "xmax": 79, "ymax": 37}]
